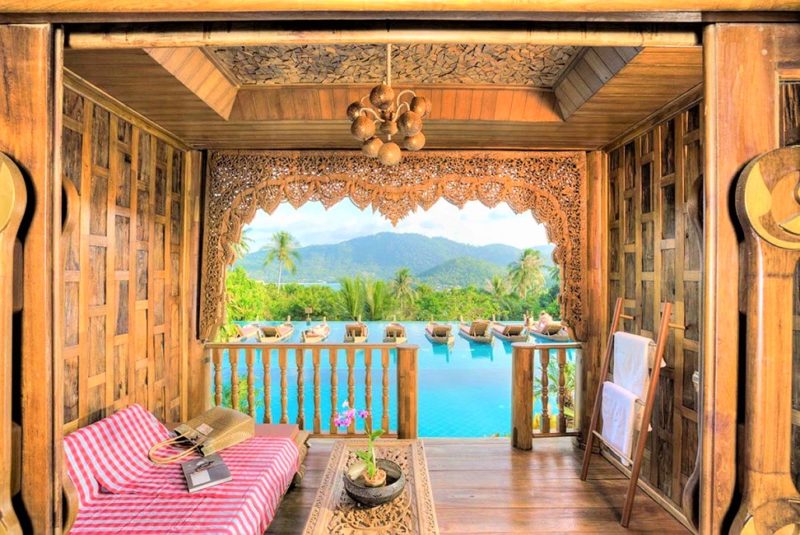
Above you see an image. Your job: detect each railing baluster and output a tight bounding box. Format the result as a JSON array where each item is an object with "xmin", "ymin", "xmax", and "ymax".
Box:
[
  {"xmin": 279, "ymin": 348, "xmax": 288, "ymax": 424},
  {"xmin": 312, "ymin": 347, "xmax": 321, "ymax": 434},
  {"xmin": 296, "ymin": 349, "xmax": 305, "ymax": 430},
  {"xmin": 230, "ymin": 348, "xmax": 239, "ymax": 411},
  {"xmin": 346, "ymin": 348, "xmax": 355, "ymax": 434},
  {"xmin": 263, "ymin": 349, "xmax": 271, "ymax": 424},
  {"xmin": 364, "ymin": 349, "xmax": 373, "ymax": 431},
  {"xmin": 203, "ymin": 342, "xmax": 423, "ymax": 440},
  {"xmin": 381, "ymin": 348, "xmax": 390, "ymax": 432},
  {"xmin": 245, "ymin": 348, "xmax": 255, "ymax": 417},
  {"xmin": 213, "ymin": 348, "xmax": 223, "ymax": 406},
  {"xmin": 558, "ymin": 348, "xmax": 568, "ymax": 434},
  {"xmin": 329, "ymin": 350, "xmax": 338, "ymax": 435},
  {"xmin": 540, "ymin": 348, "xmax": 550, "ymax": 434}
]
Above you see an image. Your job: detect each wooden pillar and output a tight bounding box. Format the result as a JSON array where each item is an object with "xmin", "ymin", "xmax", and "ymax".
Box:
[
  {"xmin": 184, "ymin": 150, "xmax": 208, "ymax": 419},
  {"xmin": 511, "ymin": 342, "xmax": 534, "ymax": 450},
  {"xmin": 0, "ymin": 24, "xmax": 59, "ymax": 533},
  {"xmin": 396, "ymin": 345, "xmax": 418, "ymax": 440},
  {"xmin": 700, "ymin": 24, "xmax": 800, "ymax": 533},
  {"xmin": 581, "ymin": 150, "xmax": 608, "ymax": 443},
  {"xmin": 702, "ymin": 23, "xmax": 778, "ymax": 534}
]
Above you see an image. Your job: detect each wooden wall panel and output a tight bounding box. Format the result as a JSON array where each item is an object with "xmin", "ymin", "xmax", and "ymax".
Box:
[
  {"xmin": 606, "ymin": 98, "xmax": 702, "ymax": 515},
  {"xmin": 61, "ymin": 79, "xmax": 188, "ymax": 432}
]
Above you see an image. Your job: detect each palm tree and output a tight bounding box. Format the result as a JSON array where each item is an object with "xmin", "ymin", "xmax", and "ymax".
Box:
[
  {"xmin": 545, "ymin": 264, "xmax": 561, "ymax": 285},
  {"xmin": 508, "ymin": 248, "xmax": 546, "ymax": 299},
  {"xmin": 338, "ymin": 276, "xmax": 365, "ymax": 320},
  {"xmin": 364, "ymin": 279, "xmax": 391, "ymax": 320},
  {"xmin": 391, "ymin": 268, "xmax": 417, "ymax": 318},
  {"xmin": 264, "ymin": 231, "xmax": 300, "ymax": 289},
  {"xmin": 486, "ymin": 275, "xmax": 507, "ymax": 299},
  {"xmin": 230, "ymin": 227, "xmax": 253, "ymax": 261}
]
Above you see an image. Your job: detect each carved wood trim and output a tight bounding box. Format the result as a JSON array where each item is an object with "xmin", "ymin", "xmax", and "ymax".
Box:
[
  {"xmin": 0, "ymin": 153, "xmax": 27, "ymax": 534},
  {"xmin": 200, "ymin": 150, "xmax": 586, "ymax": 341},
  {"xmin": 731, "ymin": 145, "xmax": 800, "ymax": 533}
]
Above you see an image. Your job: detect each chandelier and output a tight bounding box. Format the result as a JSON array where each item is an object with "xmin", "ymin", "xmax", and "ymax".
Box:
[{"xmin": 347, "ymin": 44, "xmax": 431, "ymax": 166}]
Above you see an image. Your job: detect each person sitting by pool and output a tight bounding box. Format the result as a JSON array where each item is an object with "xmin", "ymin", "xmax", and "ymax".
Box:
[{"xmin": 536, "ymin": 312, "xmax": 553, "ymax": 333}]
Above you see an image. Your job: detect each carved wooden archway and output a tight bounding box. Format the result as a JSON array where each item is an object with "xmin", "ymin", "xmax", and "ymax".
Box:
[{"xmin": 200, "ymin": 150, "xmax": 587, "ymax": 340}]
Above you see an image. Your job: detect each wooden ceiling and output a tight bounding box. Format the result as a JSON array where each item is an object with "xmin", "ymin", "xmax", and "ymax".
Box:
[{"xmin": 63, "ymin": 45, "xmax": 702, "ymax": 150}]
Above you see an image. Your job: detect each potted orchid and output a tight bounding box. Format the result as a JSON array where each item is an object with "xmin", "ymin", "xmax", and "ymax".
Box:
[{"xmin": 335, "ymin": 401, "xmax": 405, "ymax": 506}]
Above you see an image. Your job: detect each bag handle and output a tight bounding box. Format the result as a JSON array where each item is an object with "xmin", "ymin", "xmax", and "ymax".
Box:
[{"xmin": 148, "ymin": 435, "xmax": 199, "ymax": 465}]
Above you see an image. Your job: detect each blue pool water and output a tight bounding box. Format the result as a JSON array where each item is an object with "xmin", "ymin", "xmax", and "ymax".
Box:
[{"xmin": 218, "ymin": 321, "xmax": 576, "ymax": 437}]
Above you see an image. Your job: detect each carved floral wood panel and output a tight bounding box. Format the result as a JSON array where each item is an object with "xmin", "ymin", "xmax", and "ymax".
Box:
[
  {"xmin": 210, "ymin": 44, "xmax": 579, "ymax": 87},
  {"xmin": 200, "ymin": 150, "xmax": 586, "ymax": 341}
]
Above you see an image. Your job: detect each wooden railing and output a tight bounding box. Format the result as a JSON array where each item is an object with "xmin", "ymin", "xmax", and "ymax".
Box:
[
  {"xmin": 511, "ymin": 341, "xmax": 583, "ymax": 450},
  {"xmin": 203, "ymin": 342, "xmax": 419, "ymax": 438}
]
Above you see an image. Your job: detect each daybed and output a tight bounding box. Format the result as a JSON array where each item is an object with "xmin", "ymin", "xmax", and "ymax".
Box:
[{"xmin": 62, "ymin": 404, "xmax": 307, "ymax": 534}]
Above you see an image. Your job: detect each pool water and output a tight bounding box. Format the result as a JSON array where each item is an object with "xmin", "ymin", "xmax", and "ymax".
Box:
[{"xmin": 219, "ymin": 321, "xmax": 576, "ymax": 437}]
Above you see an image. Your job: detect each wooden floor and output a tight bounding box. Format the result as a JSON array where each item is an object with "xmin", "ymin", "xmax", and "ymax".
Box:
[{"xmin": 267, "ymin": 437, "xmax": 690, "ymax": 534}]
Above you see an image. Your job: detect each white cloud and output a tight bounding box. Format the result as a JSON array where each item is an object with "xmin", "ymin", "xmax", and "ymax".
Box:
[{"xmin": 245, "ymin": 198, "xmax": 549, "ymax": 250}]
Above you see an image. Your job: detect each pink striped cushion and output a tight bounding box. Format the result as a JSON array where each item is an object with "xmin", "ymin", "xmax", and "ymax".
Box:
[
  {"xmin": 67, "ymin": 438, "xmax": 299, "ymax": 535},
  {"xmin": 114, "ymin": 437, "xmax": 299, "ymax": 497},
  {"xmin": 64, "ymin": 405, "xmax": 301, "ymax": 534},
  {"xmin": 64, "ymin": 405, "xmax": 171, "ymax": 501},
  {"xmin": 68, "ymin": 492, "xmax": 270, "ymax": 534}
]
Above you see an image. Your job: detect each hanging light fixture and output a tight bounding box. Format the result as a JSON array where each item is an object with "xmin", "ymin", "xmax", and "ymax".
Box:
[{"xmin": 347, "ymin": 44, "xmax": 431, "ymax": 166}]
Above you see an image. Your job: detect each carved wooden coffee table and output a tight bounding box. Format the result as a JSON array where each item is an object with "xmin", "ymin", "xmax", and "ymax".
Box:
[{"xmin": 302, "ymin": 439, "xmax": 439, "ymax": 534}]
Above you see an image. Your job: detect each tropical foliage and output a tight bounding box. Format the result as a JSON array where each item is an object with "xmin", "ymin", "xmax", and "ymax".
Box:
[
  {"xmin": 508, "ymin": 248, "xmax": 546, "ymax": 298},
  {"xmin": 220, "ymin": 243, "xmax": 561, "ymax": 340}
]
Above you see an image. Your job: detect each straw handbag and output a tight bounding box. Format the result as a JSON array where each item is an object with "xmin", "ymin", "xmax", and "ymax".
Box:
[{"xmin": 148, "ymin": 406, "xmax": 255, "ymax": 464}]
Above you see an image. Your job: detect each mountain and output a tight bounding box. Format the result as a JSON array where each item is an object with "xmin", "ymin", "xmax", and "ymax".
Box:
[
  {"xmin": 236, "ymin": 232, "xmax": 554, "ymax": 284},
  {"xmin": 418, "ymin": 256, "xmax": 506, "ymax": 288}
]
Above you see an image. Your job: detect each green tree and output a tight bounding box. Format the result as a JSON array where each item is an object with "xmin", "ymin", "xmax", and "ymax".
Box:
[
  {"xmin": 364, "ymin": 279, "xmax": 391, "ymax": 320},
  {"xmin": 391, "ymin": 268, "xmax": 417, "ymax": 317},
  {"xmin": 545, "ymin": 263, "xmax": 561, "ymax": 283},
  {"xmin": 508, "ymin": 248, "xmax": 546, "ymax": 299},
  {"xmin": 486, "ymin": 275, "xmax": 513, "ymax": 319},
  {"xmin": 486, "ymin": 275, "xmax": 507, "ymax": 299},
  {"xmin": 265, "ymin": 231, "xmax": 300, "ymax": 290},
  {"xmin": 338, "ymin": 276, "xmax": 365, "ymax": 320}
]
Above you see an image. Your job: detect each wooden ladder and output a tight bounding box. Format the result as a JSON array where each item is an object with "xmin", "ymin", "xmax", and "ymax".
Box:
[{"xmin": 580, "ymin": 297, "xmax": 673, "ymax": 528}]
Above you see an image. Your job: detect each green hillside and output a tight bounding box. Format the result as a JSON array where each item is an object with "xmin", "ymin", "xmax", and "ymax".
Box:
[
  {"xmin": 418, "ymin": 256, "xmax": 505, "ymax": 288},
  {"xmin": 236, "ymin": 232, "xmax": 554, "ymax": 283}
]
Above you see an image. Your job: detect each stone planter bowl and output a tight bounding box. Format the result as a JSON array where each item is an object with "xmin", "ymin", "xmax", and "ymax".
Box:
[{"xmin": 343, "ymin": 459, "xmax": 406, "ymax": 507}]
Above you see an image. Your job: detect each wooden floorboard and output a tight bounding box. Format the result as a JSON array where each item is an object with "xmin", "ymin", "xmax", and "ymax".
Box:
[{"xmin": 267, "ymin": 437, "xmax": 690, "ymax": 534}]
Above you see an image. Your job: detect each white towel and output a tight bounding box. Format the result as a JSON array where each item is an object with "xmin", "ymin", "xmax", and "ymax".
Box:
[
  {"xmin": 601, "ymin": 381, "xmax": 638, "ymax": 465},
  {"xmin": 612, "ymin": 331, "xmax": 657, "ymax": 400}
]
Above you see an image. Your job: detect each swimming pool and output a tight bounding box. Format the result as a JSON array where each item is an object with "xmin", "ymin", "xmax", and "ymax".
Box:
[{"xmin": 219, "ymin": 321, "xmax": 577, "ymax": 437}]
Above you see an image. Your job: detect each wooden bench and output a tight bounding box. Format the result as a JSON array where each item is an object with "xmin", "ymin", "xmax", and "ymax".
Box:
[{"xmin": 62, "ymin": 405, "xmax": 309, "ymax": 534}]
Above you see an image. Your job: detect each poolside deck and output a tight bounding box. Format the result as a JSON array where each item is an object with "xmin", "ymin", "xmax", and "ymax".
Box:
[{"xmin": 267, "ymin": 437, "xmax": 690, "ymax": 534}]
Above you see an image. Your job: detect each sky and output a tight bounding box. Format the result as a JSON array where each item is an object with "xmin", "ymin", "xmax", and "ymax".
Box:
[{"xmin": 244, "ymin": 198, "xmax": 550, "ymax": 250}]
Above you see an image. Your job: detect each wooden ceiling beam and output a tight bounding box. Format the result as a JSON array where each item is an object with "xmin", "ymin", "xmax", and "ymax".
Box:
[
  {"xmin": 144, "ymin": 47, "xmax": 239, "ymax": 119},
  {"xmin": 7, "ymin": 0, "xmax": 800, "ymax": 17},
  {"xmin": 65, "ymin": 22, "xmax": 700, "ymax": 49}
]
